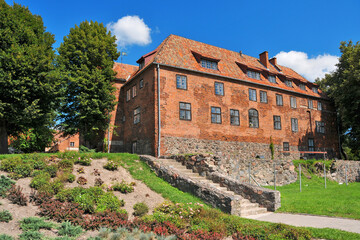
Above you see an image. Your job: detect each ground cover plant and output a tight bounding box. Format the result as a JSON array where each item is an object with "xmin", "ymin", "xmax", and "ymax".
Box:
[
  {"xmin": 1, "ymin": 153, "xmax": 360, "ymax": 239},
  {"xmin": 273, "ymin": 160, "xmax": 360, "ymax": 220}
]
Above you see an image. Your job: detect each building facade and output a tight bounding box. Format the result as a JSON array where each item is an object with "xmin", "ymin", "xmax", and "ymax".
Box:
[{"xmin": 111, "ymin": 35, "xmax": 340, "ymax": 160}]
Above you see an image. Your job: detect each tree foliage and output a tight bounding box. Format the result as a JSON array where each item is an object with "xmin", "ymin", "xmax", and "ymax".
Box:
[
  {"xmin": 57, "ymin": 21, "xmax": 119, "ymax": 149},
  {"xmin": 0, "ymin": 0, "xmax": 58, "ymax": 153},
  {"xmin": 316, "ymin": 41, "xmax": 360, "ymax": 159}
]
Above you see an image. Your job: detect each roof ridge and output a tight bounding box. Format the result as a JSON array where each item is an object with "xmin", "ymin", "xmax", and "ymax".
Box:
[{"xmin": 153, "ymin": 34, "xmax": 173, "ymax": 63}]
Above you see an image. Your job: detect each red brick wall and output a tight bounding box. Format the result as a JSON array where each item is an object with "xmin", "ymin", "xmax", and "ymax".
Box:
[{"xmin": 154, "ymin": 65, "xmax": 339, "ymax": 158}]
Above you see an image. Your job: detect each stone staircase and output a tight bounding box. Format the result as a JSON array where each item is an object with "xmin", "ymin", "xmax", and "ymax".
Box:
[{"xmin": 160, "ymin": 158, "xmax": 267, "ymax": 217}]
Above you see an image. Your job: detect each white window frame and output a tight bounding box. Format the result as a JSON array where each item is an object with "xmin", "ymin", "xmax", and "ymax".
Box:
[
  {"xmin": 214, "ymin": 82, "xmax": 224, "ymax": 96},
  {"xmin": 176, "ymin": 75, "xmax": 187, "ymax": 90},
  {"xmin": 290, "ymin": 97, "xmax": 297, "ymax": 109},
  {"xmin": 249, "ymin": 88, "xmax": 257, "ymax": 101},
  {"xmin": 260, "ymin": 91, "xmax": 267, "ymax": 103},
  {"xmin": 276, "ymin": 94, "xmax": 283, "ymax": 106}
]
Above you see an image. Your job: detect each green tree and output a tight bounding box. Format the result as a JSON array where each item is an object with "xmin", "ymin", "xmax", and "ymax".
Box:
[
  {"xmin": 316, "ymin": 41, "xmax": 360, "ymax": 160},
  {"xmin": 57, "ymin": 21, "xmax": 119, "ymax": 149},
  {"xmin": 0, "ymin": 1, "xmax": 58, "ymax": 154}
]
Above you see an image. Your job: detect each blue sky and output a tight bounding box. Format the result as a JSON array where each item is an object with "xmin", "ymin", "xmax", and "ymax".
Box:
[{"xmin": 6, "ymin": 0, "xmax": 360, "ymax": 81}]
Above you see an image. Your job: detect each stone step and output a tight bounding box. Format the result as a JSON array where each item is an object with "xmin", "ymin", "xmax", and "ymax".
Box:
[{"xmin": 239, "ymin": 207, "xmax": 267, "ymax": 217}]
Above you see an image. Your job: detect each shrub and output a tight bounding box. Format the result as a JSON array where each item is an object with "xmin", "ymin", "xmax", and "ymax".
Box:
[
  {"xmin": 96, "ymin": 192, "xmax": 125, "ymax": 212},
  {"xmin": 0, "ymin": 210, "xmax": 12, "ymax": 222},
  {"xmin": 32, "ymin": 159, "xmax": 47, "ymax": 170},
  {"xmin": 75, "ymin": 156, "xmax": 92, "ymax": 166},
  {"xmin": 57, "ymin": 221, "xmax": 83, "ymax": 237},
  {"xmin": 0, "ymin": 157, "xmax": 21, "ymax": 172},
  {"xmin": 20, "ymin": 217, "xmax": 55, "ymax": 231},
  {"xmin": 103, "ymin": 160, "xmax": 118, "ymax": 171},
  {"xmin": 77, "ymin": 167, "xmax": 85, "ymax": 174},
  {"xmin": 0, "ymin": 234, "xmax": 14, "ymax": 240},
  {"xmin": 58, "ymin": 159, "xmax": 74, "ymax": 170},
  {"xmin": 44, "ymin": 164, "xmax": 58, "ymax": 178},
  {"xmin": 79, "ymin": 145, "xmax": 96, "ymax": 153},
  {"xmin": 7, "ymin": 185, "xmax": 28, "ymax": 206},
  {"xmin": 29, "ymin": 190, "xmax": 52, "ymax": 206},
  {"xmin": 0, "ymin": 175, "xmax": 15, "ymax": 197},
  {"xmin": 112, "ymin": 181, "xmax": 134, "ymax": 193},
  {"xmin": 77, "ymin": 176, "xmax": 87, "ymax": 185},
  {"xmin": 14, "ymin": 164, "xmax": 33, "ymax": 178},
  {"xmin": 30, "ymin": 172, "xmax": 51, "ymax": 190},
  {"xmin": 59, "ymin": 151, "xmax": 80, "ymax": 161},
  {"xmin": 94, "ymin": 178, "xmax": 104, "ymax": 187},
  {"xmin": 18, "ymin": 231, "xmax": 44, "ymax": 240},
  {"xmin": 133, "ymin": 202, "xmax": 149, "ymax": 217},
  {"xmin": 67, "ymin": 174, "xmax": 75, "ymax": 183}
]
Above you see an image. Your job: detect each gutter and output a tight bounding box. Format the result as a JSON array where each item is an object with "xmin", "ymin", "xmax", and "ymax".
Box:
[{"xmin": 157, "ymin": 64, "xmax": 161, "ymax": 157}]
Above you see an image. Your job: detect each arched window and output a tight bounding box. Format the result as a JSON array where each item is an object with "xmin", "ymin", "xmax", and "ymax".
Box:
[{"xmin": 249, "ymin": 109, "xmax": 259, "ymax": 128}]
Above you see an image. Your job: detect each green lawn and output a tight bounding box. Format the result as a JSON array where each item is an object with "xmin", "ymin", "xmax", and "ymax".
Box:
[{"xmin": 272, "ymin": 164, "xmax": 360, "ymax": 220}]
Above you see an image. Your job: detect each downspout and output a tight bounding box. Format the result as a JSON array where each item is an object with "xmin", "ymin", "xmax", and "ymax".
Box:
[{"xmin": 157, "ymin": 64, "xmax": 161, "ymax": 157}]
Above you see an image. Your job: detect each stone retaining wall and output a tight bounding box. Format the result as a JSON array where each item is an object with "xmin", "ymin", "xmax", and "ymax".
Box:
[
  {"xmin": 330, "ymin": 160, "xmax": 360, "ymax": 183},
  {"xmin": 140, "ymin": 155, "xmax": 280, "ymax": 212},
  {"xmin": 171, "ymin": 154, "xmax": 297, "ymax": 186}
]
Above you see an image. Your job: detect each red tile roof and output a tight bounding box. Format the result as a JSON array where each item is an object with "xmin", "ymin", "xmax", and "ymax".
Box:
[
  {"xmin": 113, "ymin": 62, "xmax": 138, "ymax": 81},
  {"xmin": 133, "ymin": 35, "xmax": 326, "ymax": 99}
]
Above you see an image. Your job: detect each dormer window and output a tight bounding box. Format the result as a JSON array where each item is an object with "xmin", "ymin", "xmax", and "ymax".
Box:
[
  {"xmin": 312, "ymin": 87, "xmax": 318, "ymax": 93},
  {"xmin": 299, "ymin": 83, "xmax": 306, "ymax": 90},
  {"xmin": 139, "ymin": 61, "xmax": 144, "ymax": 70},
  {"xmin": 201, "ymin": 59, "xmax": 218, "ymax": 70},
  {"xmin": 268, "ymin": 75, "xmax": 276, "ymax": 83},
  {"xmin": 285, "ymin": 79, "xmax": 293, "ymax": 87},
  {"xmin": 247, "ymin": 70, "xmax": 260, "ymax": 80}
]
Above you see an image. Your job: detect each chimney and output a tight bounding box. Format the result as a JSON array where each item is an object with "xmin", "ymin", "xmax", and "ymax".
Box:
[
  {"xmin": 269, "ymin": 57, "xmax": 277, "ymax": 66},
  {"xmin": 239, "ymin": 51, "xmax": 243, "ymax": 56},
  {"xmin": 259, "ymin": 51, "xmax": 269, "ymax": 69}
]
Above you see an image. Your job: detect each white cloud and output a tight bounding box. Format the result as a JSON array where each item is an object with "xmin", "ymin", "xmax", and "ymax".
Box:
[
  {"xmin": 275, "ymin": 51, "xmax": 338, "ymax": 81},
  {"xmin": 107, "ymin": 15, "xmax": 151, "ymax": 48}
]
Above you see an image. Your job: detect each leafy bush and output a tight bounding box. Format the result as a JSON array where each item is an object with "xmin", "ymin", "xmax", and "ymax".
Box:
[
  {"xmin": 59, "ymin": 151, "xmax": 80, "ymax": 161},
  {"xmin": 30, "ymin": 172, "xmax": 51, "ymax": 190},
  {"xmin": 103, "ymin": 160, "xmax": 118, "ymax": 171},
  {"xmin": 74, "ymin": 156, "xmax": 92, "ymax": 166},
  {"xmin": 44, "ymin": 164, "xmax": 58, "ymax": 178},
  {"xmin": 58, "ymin": 159, "xmax": 74, "ymax": 170},
  {"xmin": 32, "ymin": 159, "xmax": 47, "ymax": 170},
  {"xmin": 96, "ymin": 192, "xmax": 125, "ymax": 212},
  {"xmin": 96, "ymin": 227, "xmax": 177, "ymax": 240},
  {"xmin": 112, "ymin": 181, "xmax": 134, "ymax": 193},
  {"xmin": 0, "ymin": 175, "xmax": 15, "ymax": 197},
  {"xmin": 0, "ymin": 157, "xmax": 21, "ymax": 172},
  {"xmin": 19, "ymin": 231, "xmax": 44, "ymax": 240},
  {"xmin": 7, "ymin": 185, "xmax": 28, "ymax": 206},
  {"xmin": 77, "ymin": 176, "xmax": 87, "ymax": 185},
  {"xmin": 0, "ymin": 234, "xmax": 14, "ymax": 240},
  {"xmin": 20, "ymin": 217, "xmax": 55, "ymax": 231},
  {"xmin": 67, "ymin": 174, "xmax": 75, "ymax": 183},
  {"xmin": 79, "ymin": 145, "xmax": 96, "ymax": 153},
  {"xmin": 77, "ymin": 167, "xmax": 85, "ymax": 174},
  {"xmin": 14, "ymin": 164, "xmax": 33, "ymax": 178},
  {"xmin": 133, "ymin": 202, "xmax": 149, "ymax": 217},
  {"xmin": 0, "ymin": 210, "xmax": 12, "ymax": 222},
  {"xmin": 57, "ymin": 221, "xmax": 83, "ymax": 237},
  {"xmin": 29, "ymin": 190, "xmax": 52, "ymax": 206},
  {"xmin": 94, "ymin": 178, "xmax": 104, "ymax": 186}
]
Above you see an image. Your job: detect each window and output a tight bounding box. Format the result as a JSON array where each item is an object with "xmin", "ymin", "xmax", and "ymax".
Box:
[
  {"xmin": 230, "ymin": 109, "xmax": 240, "ymax": 126},
  {"xmin": 269, "ymin": 75, "xmax": 276, "ymax": 83},
  {"xmin": 276, "ymin": 94, "xmax": 283, "ymax": 106},
  {"xmin": 291, "ymin": 118, "xmax": 298, "ymax": 132},
  {"xmin": 299, "ymin": 83, "xmax": 306, "ymax": 90},
  {"xmin": 285, "ymin": 79, "xmax": 293, "ymax": 87},
  {"xmin": 283, "ymin": 142, "xmax": 290, "ymax": 151},
  {"xmin": 211, "ymin": 107, "xmax": 221, "ymax": 124},
  {"xmin": 312, "ymin": 87, "xmax": 318, "ymax": 93},
  {"xmin": 249, "ymin": 89, "xmax": 257, "ymax": 101},
  {"xmin": 273, "ymin": 116, "xmax": 281, "ymax": 130},
  {"xmin": 132, "ymin": 85, "xmax": 137, "ymax": 98},
  {"xmin": 308, "ymin": 138, "xmax": 315, "ymax": 151},
  {"xmin": 134, "ymin": 107, "xmax": 141, "ymax": 124},
  {"xmin": 316, "ymin": 121, "xmax": 325, "ymax": 133},
  {"xmin": 179, "ymin": 102, "xmax": 191, "ymax": 121},
  {"xmin": 247, "ymin": 70, "xmax": 261, "ymax": 80},
  {"xmin": 139, "ymin": 79, "xmax": 144, "ymax": 89},
  {"xmin": 290, "ymin": 97, "xmax": 297, "ymax": 108},
  {"xmin": 260, "ymin": 91, "xmax": 267, "ymax": 103},
  {"xmin": 126, "ymin": 89, "xmax": 131, "ymax": 102},
  {"xmin": 249, "ymin": 109, "xmax": 259, "ymax": 128},
  {"xmin": 201, "ymin": 59, "xmax": 218, "ymax": 70},
  {"xmin": 176, "ymin": 75, "xmax": 187, "ymax": 90},
  {"xmin": 70, "ymin": 142, "xmax": 75, "ymax": 147},
  {"xmin": 317, "ymin": 101, "xmax": 322, "ymax": 111},
  {"xmin": 308, "ymin": 99, "xmax": 313, "ymax": 109},
  {"xmin": 215, "ymin": 82, "xmax": 224, "ymax": 96}
]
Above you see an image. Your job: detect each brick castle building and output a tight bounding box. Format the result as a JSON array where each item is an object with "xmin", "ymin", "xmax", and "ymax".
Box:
[{"xmin": 56, "ymin": 35, "xmax": 340, "ymax": 160}]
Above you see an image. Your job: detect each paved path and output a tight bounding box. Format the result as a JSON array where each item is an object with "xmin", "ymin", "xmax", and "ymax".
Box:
[{"xmin": 245, "ymin": 212, "xmax": 360, "ymax": 234}]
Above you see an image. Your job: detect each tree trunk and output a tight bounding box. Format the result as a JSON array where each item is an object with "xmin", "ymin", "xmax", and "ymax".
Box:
[{"xmin": 0, "ymin": 120, "xmax": 8, "ymax": 154}]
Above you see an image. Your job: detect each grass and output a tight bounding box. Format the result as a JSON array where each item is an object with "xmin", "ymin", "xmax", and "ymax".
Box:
[{"xmin": 271, "ymin": 162, "xmax": 360, "ymax": 220}]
